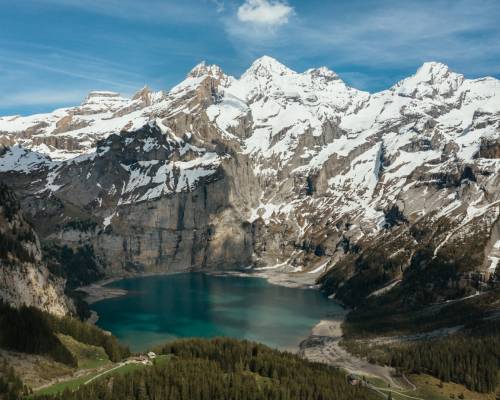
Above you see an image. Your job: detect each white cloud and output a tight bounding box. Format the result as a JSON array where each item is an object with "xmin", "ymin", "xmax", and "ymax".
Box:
[
  {"xmin": 226, "ymin": 0, "xmax": 500, "ymax": 91},
  {"xmin": 237, "ymin": 0, "xmax": 293, "ymax": 26}
]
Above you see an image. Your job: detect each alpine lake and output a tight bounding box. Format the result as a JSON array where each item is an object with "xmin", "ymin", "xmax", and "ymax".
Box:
[{"xmin": 92, "ymin": 272, "xmax": 344, "ymax": 352}]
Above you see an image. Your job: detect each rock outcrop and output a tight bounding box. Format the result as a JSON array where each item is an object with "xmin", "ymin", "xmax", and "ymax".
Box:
[{"xmin": 0, "ymin": 183, "xmax": 73, "ymax": 316}]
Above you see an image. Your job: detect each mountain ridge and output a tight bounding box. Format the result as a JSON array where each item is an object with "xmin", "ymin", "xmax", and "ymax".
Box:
[{"xmin": 0, "ymin": 55, "xmax": 499, "ymax": 311}]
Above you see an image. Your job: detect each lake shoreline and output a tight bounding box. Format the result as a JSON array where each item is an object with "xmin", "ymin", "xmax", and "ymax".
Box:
[
  {"xmin": 77, "ymin": 267, "xmax": 330, "ymax": 305},
  {"xmin": 78, "ymin": 269, "xmax": 348, "ymax": 350},
  {"xmin": 79, "ymin": 270, "xmax": 396, "ymax": 385},
  {"xmin": 77, "ymin": 271, "xmax": 186, "ymax": 305}
]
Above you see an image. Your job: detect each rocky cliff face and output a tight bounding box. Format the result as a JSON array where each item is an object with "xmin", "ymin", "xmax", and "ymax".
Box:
[
  {"xmin": 0, "ymin": 183, "xmax": 73, "ymax": 316},
  {"xmin": 1, "ymin": 56, "xmax": 499, "ymax": 307}
]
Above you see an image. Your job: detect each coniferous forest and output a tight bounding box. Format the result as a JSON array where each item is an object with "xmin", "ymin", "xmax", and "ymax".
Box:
[
  {"xmin": 389, "ymin": 323, "xmax": 500, "ymax": 393},
  {"xmin": 0, "ymin": 302, "xmax": 376, "ymax": 400},
  {"xmin": 0, "ymin": 302, "xmax": 130, "ymax": 365},
  {"xmin": 343, "ymin": 318, "xmax": 500, "ymax": 394},
  {"xmin": 35, "ymin": 338, "xmax": 377, "ymax": 400}
]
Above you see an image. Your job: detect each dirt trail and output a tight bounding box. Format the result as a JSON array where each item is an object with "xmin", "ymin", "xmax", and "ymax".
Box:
[
  {"xmin": 34, "ymin": 363, "xmax": 111, "ymax": 391},
  {"xmin": 83, "ymin": 360, "xmax": 145, "ymax": 385}
]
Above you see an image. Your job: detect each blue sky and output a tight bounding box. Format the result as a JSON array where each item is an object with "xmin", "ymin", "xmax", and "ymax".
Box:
[{"xmin": 1, "ymin": 0, "xmax": 499, "ymax": 115}]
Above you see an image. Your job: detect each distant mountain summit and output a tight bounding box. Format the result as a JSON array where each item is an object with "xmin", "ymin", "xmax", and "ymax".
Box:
[{"xmin": 1, "ymin": 56, "xmax": 499, "ymax": 309}]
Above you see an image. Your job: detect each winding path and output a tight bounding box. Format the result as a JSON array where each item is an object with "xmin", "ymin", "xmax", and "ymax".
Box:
[{"xmin": 84, "ymin": 360, "xmax": 146, "ymax": 385}]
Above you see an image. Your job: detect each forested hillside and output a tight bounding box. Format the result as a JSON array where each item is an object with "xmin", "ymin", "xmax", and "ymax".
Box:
[
  {"xmin": 0, "ymin": 302, "xmax": 129, "ymax": 366},
  {"xmin": 35, "ymin": 338, "xmax": 377, "ymax": 400},
  {"xmin": 389, "ymin": 320, "xmax": 500, "ymax": 393},
  {"xmin": 342, "ymin": 309, "xmax": 500, "ymax": 394}
]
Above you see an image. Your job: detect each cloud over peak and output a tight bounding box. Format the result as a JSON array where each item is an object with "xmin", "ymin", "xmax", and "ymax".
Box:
[{"xmin": 237, "ymin": 0, "xmax": 293, "ymax": 26}]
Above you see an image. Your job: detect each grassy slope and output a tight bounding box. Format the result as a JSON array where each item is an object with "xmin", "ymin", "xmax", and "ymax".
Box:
[
  {"xmin": 56, "ymin": 334, "xmax": 110, "ymax": 370},
  {"xmin": 28, "ymin": 335, "xmax": 112, "ymax": 397},
  {"xmin": 33, "ymin": 355, "xmax": 172, "ymax": 397}
]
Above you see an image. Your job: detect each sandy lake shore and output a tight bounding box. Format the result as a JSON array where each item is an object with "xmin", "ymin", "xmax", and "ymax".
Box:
[
  {"xmin": 77, "ymin": 271, "xmax": 185, "ymax": 304},
  {"xmin": 77, "ymin": 278, "xmax": 128, "ymax": 304}
]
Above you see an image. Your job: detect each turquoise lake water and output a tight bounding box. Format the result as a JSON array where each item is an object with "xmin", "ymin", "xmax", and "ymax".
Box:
[{"xmin": 92, "ymin": 273, "xmax": 344, "ymax": 352}]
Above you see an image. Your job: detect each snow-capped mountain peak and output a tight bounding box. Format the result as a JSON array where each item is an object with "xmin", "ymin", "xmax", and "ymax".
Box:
[
  {"xmin": 393, "ymin": 61, "xmax": 465, "ymax": 99},
  {"xmin": 417, "ymin": 61, "xmax": 452, "ymax": 78},
  {"xmin": 1, "ymin": 57, "xmax": 499, "ymax": 172},
  {"xmin": 188, "ymin": 61, "xmax": 226, "ymax": 78},
  {"xmin": 170, "ymin": 61, "xmax": 232, "ymax": 99},
  {"xmin": 243, "ymin": 55, "xmax": 295, "ymax": 79}
]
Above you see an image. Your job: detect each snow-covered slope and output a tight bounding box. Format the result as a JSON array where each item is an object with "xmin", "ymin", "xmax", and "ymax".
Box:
[
  {"xmin": 1, "ymin": 56, "xmax": 499, "ymax": 306},
  {"xmin": 0, "ymin": 88, "xmax": 164, "ymax": 160}
]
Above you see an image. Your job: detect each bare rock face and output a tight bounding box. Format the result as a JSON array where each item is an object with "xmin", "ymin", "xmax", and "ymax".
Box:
[
  {"xmin": 0, "ymin": 183, "xmax": 73, "ymax": 316},
  {"xmin": 1, "ymin": 56, "xmax": 500, "ymax": 308},
  {"xmin": 0, "ymin": 122, "xmax": 257, "ymax": 275}
]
